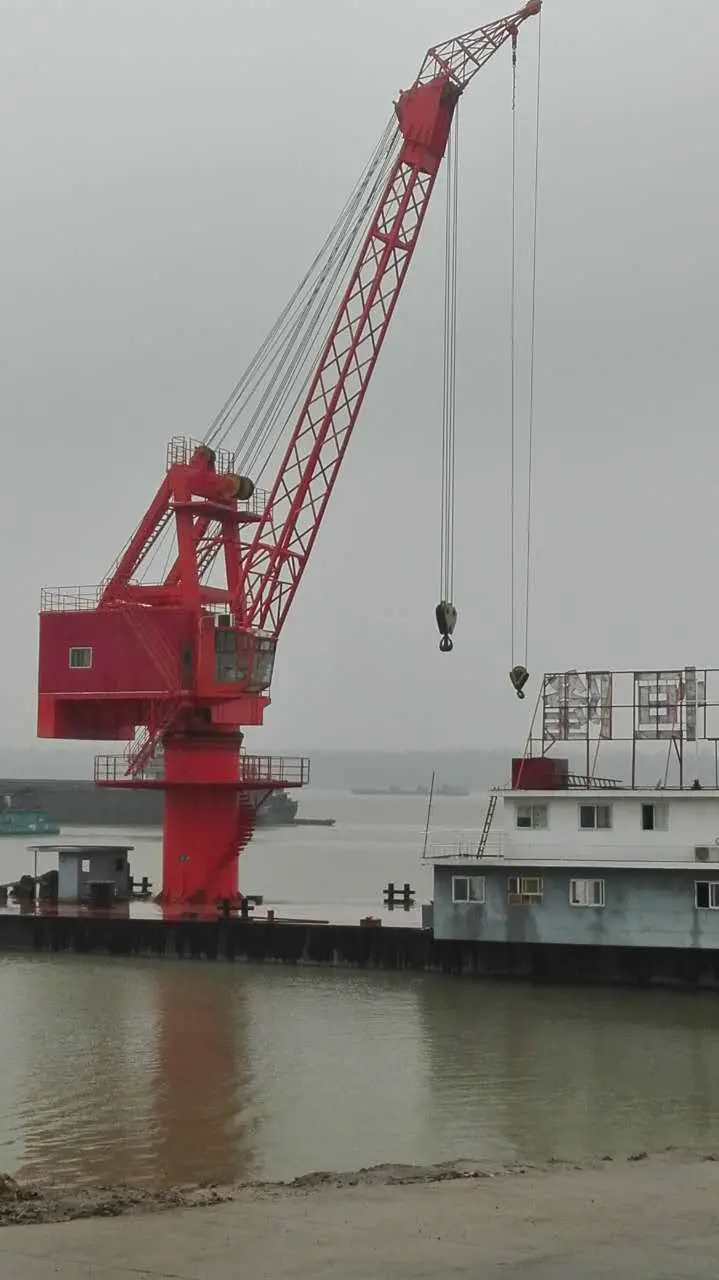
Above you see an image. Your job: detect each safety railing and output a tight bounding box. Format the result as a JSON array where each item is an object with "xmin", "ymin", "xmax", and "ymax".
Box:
[
  {"xmin": 493, "ymin": 774, "xmax": 628, "ymax": 792},
  {"xmin": 166, "ymin": 435, "xmax": 236, "ymax": 475},
  {"xmin": 424, "ymin": 832, "xmax": 504, "ymax": 862},
  {"xmin": 40, "ymin": 586, "xmax": 101, "ymax": 612},
  {"xmin": 95, "ymin": 751, "xmax": 165, "ymax": 784},
  {"xmin": 94, "ymin": 753, "xmax": 311, "ymax": 787},
  {"xmin": 166, "ymin": 436, "xmax": 268, "ymax": 513},
  {"xmin": 239, "ymin": 755, "xmax": 310, "ymax": 786},
  {"xmin": 201, "ymin": 601, "xmax": 235, "ymax": 617},
  {"xmin": 234, "ymin": 487, "xmax": 269, "ymax": 516},
  {"xmin": 565, "ymin": 773, "xmax": 627, "ymax": 790},
  {"xmin": 95, "ymin": 756, "xmax": 131, "ymax": 783}
]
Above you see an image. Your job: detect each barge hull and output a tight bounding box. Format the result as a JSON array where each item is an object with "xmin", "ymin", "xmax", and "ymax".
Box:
[{"xmin": 4, "ymin": 915, "xmax": 719, "ymax": 988}]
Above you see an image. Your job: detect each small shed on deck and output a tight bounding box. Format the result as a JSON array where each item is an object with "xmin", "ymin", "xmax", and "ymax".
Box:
[{"xmin": 29, "ymin": 844, "xmax": 134, "ymax": 904}]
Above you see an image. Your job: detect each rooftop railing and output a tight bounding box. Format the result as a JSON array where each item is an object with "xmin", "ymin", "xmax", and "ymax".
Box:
[
  {"xmin": 40, "ymin": 586, "xmax": 102, "ymax": 612},
  {"xmin": 423, "ymin": 833, "xmax": 504, "ymax": 861}
]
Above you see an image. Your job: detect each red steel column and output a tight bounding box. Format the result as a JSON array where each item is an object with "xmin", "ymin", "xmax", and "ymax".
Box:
[{"xmin": 160, "ymin": 733, "xmax": 254, "ymax": 904}]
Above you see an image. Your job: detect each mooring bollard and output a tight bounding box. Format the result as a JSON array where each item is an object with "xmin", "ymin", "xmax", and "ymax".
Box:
[{"xmin": 382, "ymin": 882, "xmax": 416, "ymax": 912}]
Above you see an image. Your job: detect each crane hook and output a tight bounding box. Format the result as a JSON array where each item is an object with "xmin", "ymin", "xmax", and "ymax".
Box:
[
  {"xmin": 436, "ymin": 602, "xmax": 457, "ymax": 654},
  {"xmin": 509, "ymin": 664, "xmax": 529, "ymax": 699}
]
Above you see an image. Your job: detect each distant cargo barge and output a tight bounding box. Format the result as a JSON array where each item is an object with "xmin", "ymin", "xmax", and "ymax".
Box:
[
  {"xmin": 351, "ymin": 783, "xmax": 469, "ymax": 798},
  {"xmin": 0, "ymin": 782, "xmax": 332, "ymax": 829},
  {"xmin": 0, "ymin": 792, "xmax": 60, "ymax": 837},
  {"xmin": 0, "ymin": 811, "xmax": 60, "ymax": 837},
  {"xmin": 254, "ymin": 791, "xmax": 334, "ymax": 827}
]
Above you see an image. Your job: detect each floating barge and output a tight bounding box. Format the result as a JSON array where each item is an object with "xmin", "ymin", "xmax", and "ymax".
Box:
[
  {"xmin": 10, "ymin": 665, "xmax": 719, "ymax": 990},
  {"xmin": 0, "ymin": 790, "xmax": 60, "ymax": 837},
  {"xmin": 427, "ymin": 666, "xmax": 719, "ymax": 978},
  {"xmin": 3, "ymin": 908, "xmax": 719, "ymax": 989}
]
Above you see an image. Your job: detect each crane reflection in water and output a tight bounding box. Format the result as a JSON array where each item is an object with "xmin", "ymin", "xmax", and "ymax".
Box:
[{"xmin": 13, "ymin": 960, "xmax": 258, "ymax": 1190}]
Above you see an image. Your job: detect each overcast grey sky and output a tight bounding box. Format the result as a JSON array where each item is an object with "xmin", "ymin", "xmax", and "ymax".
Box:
[{"xmin": 3, "ymin": 0, "xmax": 718, "ymax": 753}]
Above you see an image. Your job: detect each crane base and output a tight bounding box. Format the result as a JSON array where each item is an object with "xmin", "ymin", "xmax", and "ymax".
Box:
[
  {"xmin": 94, "ymin": 735, "xmax": 310, "ymax": 905},
  {"xmin": 158, "ymin": 785, "xmax": 255, "ymax": 906}
]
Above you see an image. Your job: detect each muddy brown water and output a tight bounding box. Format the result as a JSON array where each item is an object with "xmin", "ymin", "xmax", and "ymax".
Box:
[
  {"xmin": 2, "ymin": 955, "xmax": 719, "ymax": 1190},
  {"xmin": 1, "ymin": 793, "xmax": 718, "ymax": 1191}
]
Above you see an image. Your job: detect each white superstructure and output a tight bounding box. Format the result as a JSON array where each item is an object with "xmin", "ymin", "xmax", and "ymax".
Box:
[{"xmin": 493, "ymin": 786, "xmax": 719, "ymax": 869}]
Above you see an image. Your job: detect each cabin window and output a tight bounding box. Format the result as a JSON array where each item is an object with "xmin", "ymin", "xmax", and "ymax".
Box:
[
  {"xmin": 569, "ymin": 877, "xmax": 605, "ymax": 907},
  {"xmin": 68, "ymin": 647, "xmax": 92, "ymax": 669},
  {"xmin": 695, "ymin": 881, "xmax": 719, "ymax": 910},
  {"xmin": 452, "ymin": 875, "xmax": 486, "ymax": 904},
  {"xmin": 214, "ymin": 628, "xmax": 246, "ymax": 683},
  {"xmin": 515, "ymin": 804, "xmax": 548, "ymax": 830},
  {"xmin": 641, "ymin": 802, "xmax": 668, "ymax": 832},
  {"xmin": 579, "ymin": 803, "xmax": 612, "ymax": 831},
  {"xmin": 507, "ymin": 875, "xmax": 543, "ymax": 905}
]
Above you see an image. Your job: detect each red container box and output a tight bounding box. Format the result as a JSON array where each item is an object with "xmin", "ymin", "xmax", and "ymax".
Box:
[{"xmin": 511, "ymin": 757, "xmax": 569, "ymax": 790}]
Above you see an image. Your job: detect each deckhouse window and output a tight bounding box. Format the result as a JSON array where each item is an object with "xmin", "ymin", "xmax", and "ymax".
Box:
[
  {"xmin": 515, "ymin": 804, "xmax": 548, "ymax": 831},
  {"xmin": 68, "ymin": 647, "xmax": 92, "ymax": 669},
  {"xmin": 570, "ymin": 878, "xmax": 605, "ymax": 907},
  {"xmin": 641, "ymin": 802, "xmax": 668, "ymax": 832},
  {"xmin": 579, "ymin": 803, "xmax": 612, "ymax": 831},
  {"xmin": 507, "ymin": 875, "xmax": 543, "ymax": 905},
  {"xmin": 695, "ymin": 881, "xmax": 719, "ymax": 910},
  {"xmin": 452, "ymin": 875, "xmax": 485, "ymax": 904}
]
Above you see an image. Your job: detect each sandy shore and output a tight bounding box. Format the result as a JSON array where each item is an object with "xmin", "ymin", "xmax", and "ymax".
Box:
[
  {"xmin": 0, "ymin": 1153, "xmax": 659, "ymax": 1227},
  {"xmin": 0, "ymin": 1148, "xmax": 712, "ymax": 1227},
  {"xmin": 1, "ymin": 1152, "xmax": 719, "ymax": 1277}
]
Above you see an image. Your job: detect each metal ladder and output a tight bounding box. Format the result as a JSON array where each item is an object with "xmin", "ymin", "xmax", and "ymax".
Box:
[
  {"xmin": 476, "ymin": 792, "xmax": 498, "ymax": 857},
  {"xmin": 125, "ymin": 697, "xmax": 184, "ymax": 777},
  {"xmin": 123, "ymin": 604, "xmax": 178, "ymax": 688},
  {"xmin": 101, "ymin": 507, "xmax": 174, "ymax": 594}
]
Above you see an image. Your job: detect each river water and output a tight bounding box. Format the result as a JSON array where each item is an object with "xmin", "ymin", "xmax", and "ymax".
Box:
[
  {"xmin": 1, "ymin": 787, "xmax": 464, "ymax": 926},
  {"xmin": 1, "ymin": 790, "xmax": 719, "ymax": 1190}
]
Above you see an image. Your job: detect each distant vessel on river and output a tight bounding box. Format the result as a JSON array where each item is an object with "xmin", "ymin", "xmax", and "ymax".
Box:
[
  {"xmin": 0, "ymin": 791, "xmax": 60, "ymax": 837},
  {"xmin": 253, "ymin": 791, "xmax": 335, "ymax": 828},
  {"xmin": 351, "ymin": 783, "xmax": 469, "ymax": 798}
]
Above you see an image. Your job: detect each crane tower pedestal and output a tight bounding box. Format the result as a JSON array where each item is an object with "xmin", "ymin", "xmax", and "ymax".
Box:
[
  {"xmin": 94, "ymin": 734, "xmax": 309, "ymax": 906},
  {"xmin": 160, "ymin": 733, "xmax": 253, "ymax": 906}
]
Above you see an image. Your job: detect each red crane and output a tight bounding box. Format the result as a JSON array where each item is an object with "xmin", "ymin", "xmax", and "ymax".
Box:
[{"xmin": 37, "ymin": 0, "xmax": 541, "ymax": 908}]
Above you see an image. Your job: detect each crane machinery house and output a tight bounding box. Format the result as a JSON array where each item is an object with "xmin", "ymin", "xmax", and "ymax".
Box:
[{"xmin": 429, "ymin": 668, "xmax": 719, "ymax": 958}]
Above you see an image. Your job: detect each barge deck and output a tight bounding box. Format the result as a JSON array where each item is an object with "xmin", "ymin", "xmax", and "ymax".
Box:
[{"xmin": 3, "ymin": 907, "xmax": 719, "ymax": 989}]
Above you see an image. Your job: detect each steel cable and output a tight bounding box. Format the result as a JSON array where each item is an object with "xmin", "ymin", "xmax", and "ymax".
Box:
[
  {"xmin": 203, "ymin": 119, "xmax": 398, "ymax": 466},
  {"xmin": 440, "ymin": 107, "xmax": 460, "ymax": 603},
  {"xmin": 523, "ymin": 10, "xmax": 542, "ymax": 669}
]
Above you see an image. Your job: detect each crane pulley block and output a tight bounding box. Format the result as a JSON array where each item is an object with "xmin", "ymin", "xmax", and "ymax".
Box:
[
  {"xmin": 435, "ymin": 601, "xmax": 457, "ymax": 653},
  {"xmin": 509, "ymin": 664, "xmax": 530, "ymax": 699}
]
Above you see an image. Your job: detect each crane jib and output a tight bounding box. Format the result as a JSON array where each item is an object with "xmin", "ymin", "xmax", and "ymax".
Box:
[{"xmin": 240, "ymin": 3, "xmax": 540, "ymax": 637}]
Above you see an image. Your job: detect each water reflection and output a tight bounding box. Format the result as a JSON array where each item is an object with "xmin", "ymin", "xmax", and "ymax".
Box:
[
  {"xmin": 3, "ymin": 958, "xmax": 719, "ymax": 1190},
  {"xmin": 10, "ymin": 959, "xmax": 258, "ymax": 1188},
  {"xmin": 152, "ymin": 966, "xmax": 258, "ymax": 1186},
  {"xmin": 417, "ymin": 978, "xmax": 719, "ymax": 1164}
]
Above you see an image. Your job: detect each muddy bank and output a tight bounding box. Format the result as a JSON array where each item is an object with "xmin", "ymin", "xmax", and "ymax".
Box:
[
  {"xmin": 1, "ymin": 1148, "xmax": 716, "ymax": 1229},
  {"xmin": 4, "ymin": 1151, "xmax": 719, "ymax": 1279}
]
